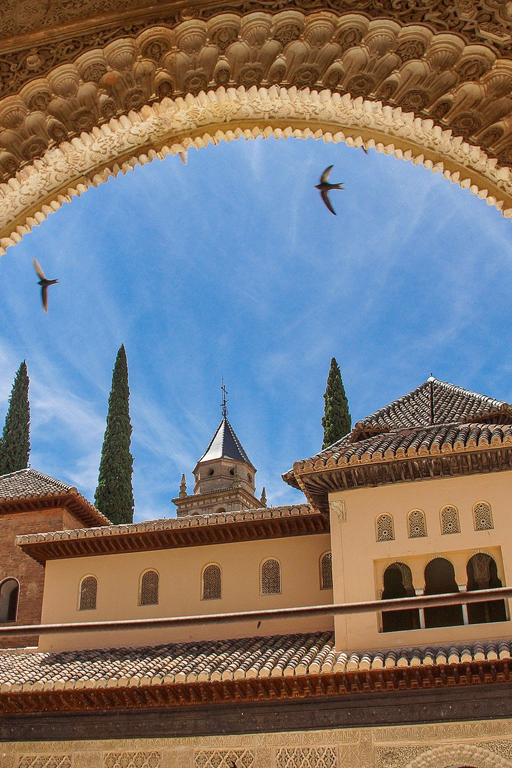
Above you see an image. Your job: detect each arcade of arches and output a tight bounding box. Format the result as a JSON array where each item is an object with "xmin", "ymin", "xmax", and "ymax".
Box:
[{"xmin": 2, "ymin": 0, "xmax": 512, "ymax": 252}]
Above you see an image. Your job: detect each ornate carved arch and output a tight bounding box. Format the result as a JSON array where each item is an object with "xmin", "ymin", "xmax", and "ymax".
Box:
[
  {"xmin": 2, "ymin": 2, "xmax": 512, "ymax": 251},
  {"xmin": 405, "ymin": 744, "xmax": 512, "ymax": 768}
]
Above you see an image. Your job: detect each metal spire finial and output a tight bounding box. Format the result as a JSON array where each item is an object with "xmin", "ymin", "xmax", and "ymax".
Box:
[{"xmin": 221, "ymin": 378, "xmax": 229, "ymax": 418}]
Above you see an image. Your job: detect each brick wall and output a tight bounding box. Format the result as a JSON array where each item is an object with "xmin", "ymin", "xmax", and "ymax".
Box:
[{"xmin": 0, "ymin": 506, "xmax": 84, "ymax": 648}]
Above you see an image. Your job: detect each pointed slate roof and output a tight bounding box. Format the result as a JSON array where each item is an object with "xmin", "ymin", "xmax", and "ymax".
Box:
[{"xmin": 197, "ymin": 417, "xmax": 254, "ymax": 467}]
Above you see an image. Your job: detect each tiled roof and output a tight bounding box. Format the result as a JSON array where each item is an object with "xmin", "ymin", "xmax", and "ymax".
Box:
[
  {"xmin": 0, "ymin": 633, "xmax": 511, "ymax": 693},
  {"xmin": 0, "ymin": 469, "xmax": 73, "ymax": 499},
  {"xmin": 17, "ymin": 504, "xmax": 314, "ymax": 546},
  {"xmin": 350, "ymin": 378, "xmax": 512, "ymax": 439},
  {"xmin": 198, "ymin": 417, "xmax": 253, "ymax": 466}
]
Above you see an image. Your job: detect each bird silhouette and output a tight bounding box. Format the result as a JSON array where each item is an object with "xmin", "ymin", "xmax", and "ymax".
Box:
[
  {"xmin": 315, "ymin": 165, "xmax": 344, "ymax": 215},
  {"xmin": 33, "ymin": 258, "xmax": 58, "ymax": 313}
]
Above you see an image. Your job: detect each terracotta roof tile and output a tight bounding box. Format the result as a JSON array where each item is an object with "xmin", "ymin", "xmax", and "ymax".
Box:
[
  {"xmin": 1, "ymin": 633, "xmax": 510, "ymax": 693},
  {"xmin": 0, "ymin": 468, "xmax": 74, "ymax": 499}
]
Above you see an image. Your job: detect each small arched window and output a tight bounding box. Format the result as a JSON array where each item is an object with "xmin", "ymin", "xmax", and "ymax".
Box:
[
  {"xmin": 0, "ymin": 578, "xmax": 19, "ymax": 622},
  {"xmin": 473, "ymin": 501, "xmax": 494, "ymax": 531},
  {"xmin": 140, "ymin": 570, "xmax": 159, "ymax": 606},
  {"xmin": 261, "ymin": 559, "xmax": 281, "ymax": 595},
  {"xmin": 408, "ymin": 509, "xmax": 427, "ymax": 538},
  {"xmin": 376, "ymin": 513, "xmax": 394, "ymax": 542},
  {"xmin": 202, "ymin": 564, "xmax": 222, "ymax": 600},
  {"xmin": 79, "ymin": 575, "xmax": 97, "ymax": 611},
  {"xmin": 440, "ymin": 505, "xmax": 460, "ymax": 535},
  {"xmin": 320, "ymin": 553, "xmax": 333, "ymax": 590}
]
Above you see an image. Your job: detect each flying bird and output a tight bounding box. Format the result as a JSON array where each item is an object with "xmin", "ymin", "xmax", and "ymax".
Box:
[
  {"xmin": 33, "ymin": 258, "xmax": 58, "ymax": 313},
  {"xmin": 315, "ymin": 165, "xmax": 344, "ymax": 215}
]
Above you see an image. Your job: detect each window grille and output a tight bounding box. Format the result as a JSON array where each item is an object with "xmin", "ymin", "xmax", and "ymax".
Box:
[
  {"xmin": 320, "ymin": 553, "xmax": 333, "ymax": 589},
  {"xmin": 202, "ymin": 564, "xmax": 221, "ymax": 600},
  {"xmin": 408, "ymin": 509, "xmax": 427, "ymax": 538},
  {"xmin": 441, "ymin": 505, "xmax": 460, "ymax": 534},
  {"xmin": 140, "ymin": 570, "xmax": 159, "ymax": 606},
  {"xmin": 473, "ymin": 501, "xmax": 494, "ymax": 531},
  {"xmin": 376, "ymin": 513, "xmax": 394, "ymax": 542},
  {"xmin": 79, "ymin": 576, "xmax": 97, "ymax": 610},
  {"xmin": 261, "ymin": 559, "xmax": 281, "ymax": 594}
]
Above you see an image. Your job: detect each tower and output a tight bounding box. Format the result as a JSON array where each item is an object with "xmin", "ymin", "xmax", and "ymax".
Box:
[{"xmin": 173, "ymin": 386, "xmax": 264, "ymax": 516}]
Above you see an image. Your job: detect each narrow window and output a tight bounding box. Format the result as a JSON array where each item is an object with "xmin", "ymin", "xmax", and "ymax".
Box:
[
  {"xmin": 381, "ymin": 563, "xmax": 419, "ymax": 632},
  {"xmin": 376, "ymin": 513, "xmax": 394, "ymax": 542},
  {"xmin": 473, "ymin": 502, "xmax": 494, "ymax": 531},
  {"xmin": 320, "ymin": 553, "xmax": 333, "ymax": 590},
  {"xmin": 202, "ymin": 564, "xmax": 221, "ymax": 600},
  {"xmin": 0, "ymin": 578, "xmax": 19, "ymax": 622},
  {"xmin": 140, "ymin": 570, "xmax": 159, "ymax": 606},
  {"xmin": 440, "ymin": 505, "xmax": 460, "ymax": 534},
  {"xmin": 261, "ymin": 559, "xmax": 281, "ymax": 595},
  {"xmin": 408, "ymin": 509, "xmax": 427, "ymax": 538},
  {"xmin": 79, "ymin": 576, "xmax": 97, "ymax": 611},
  {"xmin": 467, "ymin": 553, "xmax": 506, "ymax": 624},
  {"xmin": 424, "ymin": 558, "xmax": 463, "ymax": 628}
]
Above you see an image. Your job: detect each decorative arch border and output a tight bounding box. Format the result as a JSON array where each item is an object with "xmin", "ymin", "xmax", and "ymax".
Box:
[
  {"xmin": 405, "ymin": 743, "xmax": 512, "ymax": 768},
  {"xmin": 2, "ymin": 84, "xmax": 512, "ymax": 256}
]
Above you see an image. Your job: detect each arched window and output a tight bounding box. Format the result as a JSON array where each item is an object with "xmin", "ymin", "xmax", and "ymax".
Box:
[
  {"xmin": 466, "ymin": 553, "xmax": 506, "ymax": 624},
  {"xmin": 0, "ymin": 578, "xmax": 19, "ymax": 622},
  {"xmin": 320, "ymin": 552, "xmax": 333, "ymax": 590},
  {"xmin": 202, "ymin": 564, "xmax": 222, "ymax": 600},
  {"xmin": 376, "ymin": 513, "xmax": 394, "ymax": 542},
  {"xmin": 79, "ymin": 575, "xmax": 97, "ymax": 611},
  {"xmin": 408, "ymin": 509, "xmax": 427, "ymax": 538},
  {"xmin": 381, "ymin": 563, "xmax": 419, "ymax": 632},
  {"xmin": 139, "ymin": 570, "xmax": 159, "ymax": 606},
  {"xmin": 261, "ymin": 559, "xmax": 281, "ymax": 595},
  {"xmin": 424, "ymin": 558, "xmax": 463, "ymax": 628},
  {"xmin": 473, "ymin": 501, "xmax": 494, "ymax": 531},
  {"xmin": 440, "ymin": 505, "xmax": 460, "ymax": 534}
]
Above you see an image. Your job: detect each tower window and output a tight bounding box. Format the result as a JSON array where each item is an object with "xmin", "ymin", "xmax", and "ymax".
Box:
[
  {"xmin": 0, "ymin": 578, "xmax": 19, "ymax": 622},
  {"xmin": 376, "ymin": 513, "xmax": 394, "ymax": 542},
  {"xmin": 79, "ymin": 576, "xmax": 97, "ymax": 611},
  {"xmin": 408, "ymin": 509, "xmax": 427, "ymax": 538},
  {"xmin": 140, "ymin": 570, "xmax": 159, "ymax": 606},
  {"xmin": 261, "ymin": 559, "xmax": 281, "ymax": 595},
  {"xmin": 440, "ymin": 505, "xmax": 460, "ymax": 534},
  {"xmin": 202, "ymin": 564, "xmax": 222, "ymax": 600},
  {"xmin": 473, "ymin": 501, "xmax": 494, "ymax": 531}
]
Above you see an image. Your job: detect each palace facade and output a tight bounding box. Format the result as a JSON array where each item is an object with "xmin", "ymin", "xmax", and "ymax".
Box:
[{"xmin": 2, "ymin": 378, "xmax": 512, "ymax": 768}]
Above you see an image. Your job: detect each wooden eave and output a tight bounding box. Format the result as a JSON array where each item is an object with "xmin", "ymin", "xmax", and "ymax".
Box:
[
  {"xmin": 293, "ymin": 444, "xmax": 512, "ymax": 514},
  {"xmin": 1, "ymin": 659, "xmax": 510, "ymax": 714},
  {"xmin": 0, "ymin": 492, "xmax": 108, "ymax": 528},
  {"xmin": 19, "ymin": 512, "xmax": 330, "ymax": 564}
]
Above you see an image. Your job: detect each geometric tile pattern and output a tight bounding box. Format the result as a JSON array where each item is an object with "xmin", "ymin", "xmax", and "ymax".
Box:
[
  {"xmin": 18, "ymin": 758, "xmax": 72, "ymax": 768},
  {"xmin": 195, "ymin": 750, "xmax": 254, "ymax": 768},
  {"xmin": 104, "ymin": 753, "xmax": 161, "ymax": 768},
  {"xmin": 275, "ymin": 747, "xmax": 337, "ymax": 768}
]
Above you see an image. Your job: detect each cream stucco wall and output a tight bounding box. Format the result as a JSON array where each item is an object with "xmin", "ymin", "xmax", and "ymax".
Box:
[
  {"xmin": 40, "ymin": 533, "xmax": 332, "ymax": 651},
  {"xmin": 330, "ymin": 470, "xmax": 512, "ymax": 652}
]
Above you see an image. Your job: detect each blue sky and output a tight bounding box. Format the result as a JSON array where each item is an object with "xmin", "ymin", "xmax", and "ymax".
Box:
[{"xmin": 0, "ymin": 136, "xmax": 511, "ymax": 521}]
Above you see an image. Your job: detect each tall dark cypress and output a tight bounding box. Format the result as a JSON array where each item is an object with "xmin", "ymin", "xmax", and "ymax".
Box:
[
  {"xmin": 322, "ymin": 357, "xmax": 351, "ymax": 449},
  {"xmin": 95, "ymin": 345, "xmax": 134, "ymax": 524},
  {"xmin": 0, "ymin": 361, "xmax": 30, "ymax": 475}
]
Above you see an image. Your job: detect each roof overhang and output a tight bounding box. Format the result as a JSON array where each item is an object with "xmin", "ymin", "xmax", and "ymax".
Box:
[{"xmin": 0, "ymin": 490, "xmax": 110, "ymax": 528}]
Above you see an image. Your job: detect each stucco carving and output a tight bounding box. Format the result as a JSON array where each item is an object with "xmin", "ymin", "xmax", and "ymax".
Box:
[
  {"xmin": 1, "ymin": 83, "xmax": 512, "ymax": 256},
  {"xmin": 404, "ymin": 743, "xmax": 512, "ymax": 768}
]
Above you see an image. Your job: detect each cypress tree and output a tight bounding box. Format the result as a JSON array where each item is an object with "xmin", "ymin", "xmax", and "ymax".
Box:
[
  {"xmin": 322, "ymin": 357, "xmax": 351, "ymax": 449},
  {"xmin": 95, "ymin": 345, "xmax": 134, "ymax": 524},
  {"xmin": 0, "ymin": 361, "xmax": 30, "ymax": 475}
]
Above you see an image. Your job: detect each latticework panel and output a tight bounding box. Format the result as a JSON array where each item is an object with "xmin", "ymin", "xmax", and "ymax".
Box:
[
  {"xmin": 376, "ymin": 514, "xmax": 394, "ymax": 542},
  {"xmin": 441, "ymin": 505, "xmax": 460, "ymax": 534},
  {"xmin": 140, "ymin": 570, "xmax": 159, "ymax": 605},
  {"xmin": 275, "ymin": 747, "xmax": 338, "ymax": 768},
  {"xmin": 195, "ymin": 749, "xmax": 254, "ymax": 768},
  {"xmin": 320, "ymin": 552, "xmax": 333, "ymax": 589},
  {"xmin": 19, "ymin": 758, "xmax": 72, "ymax": 768},
  {"xmin": 104, "ymin": 753, "xmax": 161, "ymax": 768},
  {"xmin": 261, "ymin": 558, "xmax": 281, "ymax": 594},
  {"xmin": 79, "ymin": 575, "xmax": 97, "ymax": 610},
  {"xmin": 474, "ymin": 502, "xmax": 494, "ymax": 531},
  {"xmin": 408, "ymin": 509, "xmax": 427, "ymax": 538},
  {"xmin": 202, "ymin": 564, "xmax": 221, "ymax": 600}
]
